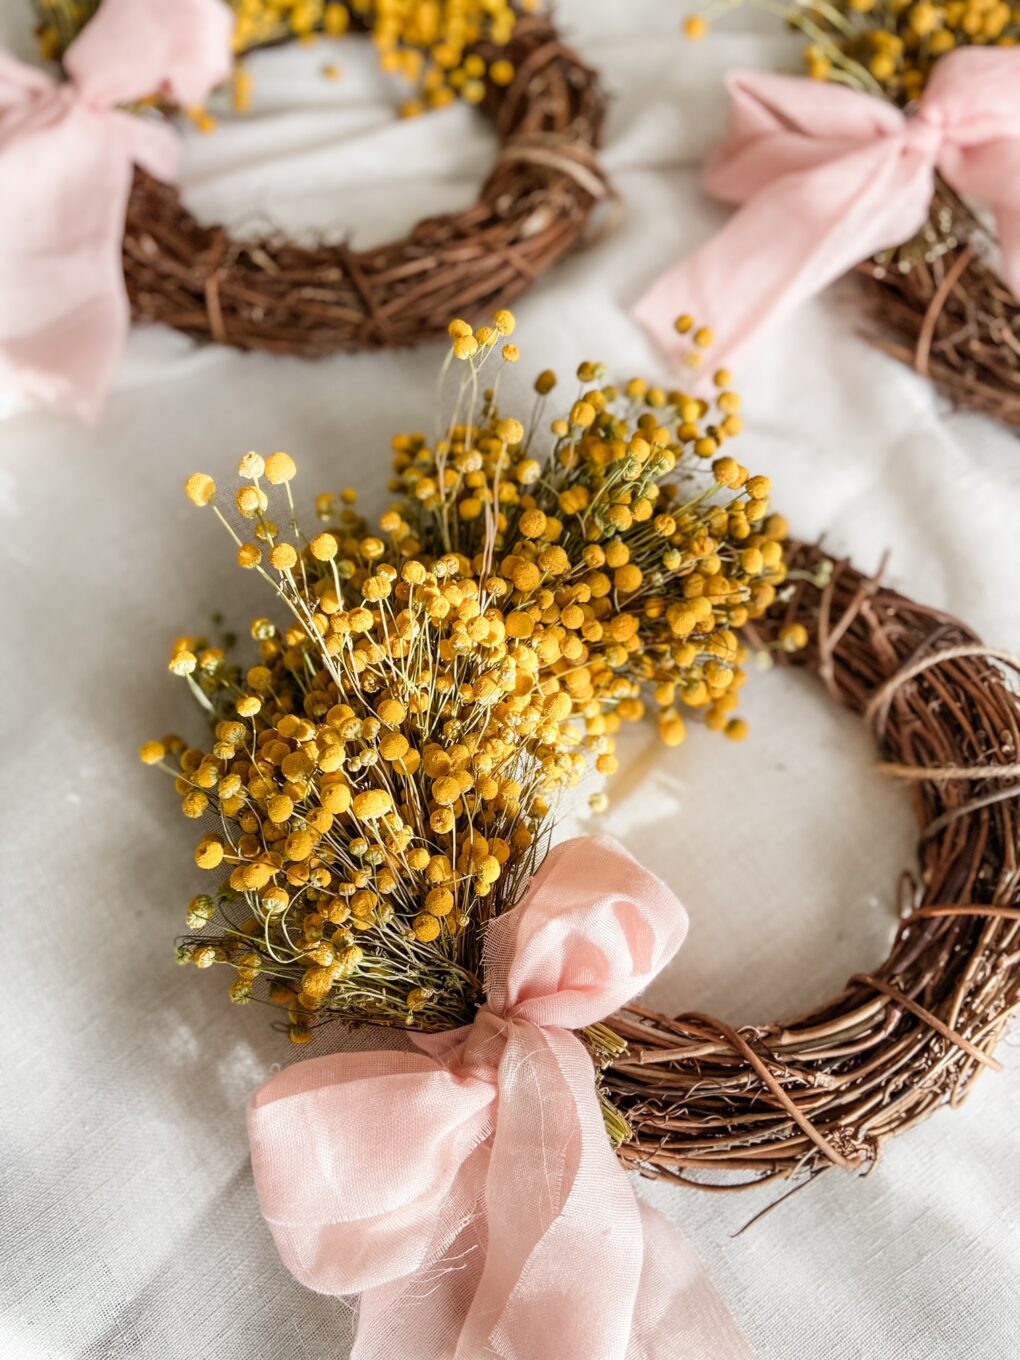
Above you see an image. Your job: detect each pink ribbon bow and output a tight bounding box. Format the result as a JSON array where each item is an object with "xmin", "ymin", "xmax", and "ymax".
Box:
[
  {"xmin": 634, "ymin": 48, "xmax": 1020, "ymax": 372},
  {"xmin": 248, "ymin": 835, "xmax": 751, "ymax": 1360},
  {"xmin": 0, "ymin": 0, "xmax": 232, "ymax": 421}
]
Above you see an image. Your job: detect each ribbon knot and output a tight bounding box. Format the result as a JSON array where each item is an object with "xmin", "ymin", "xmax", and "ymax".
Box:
[
  {"xmin": 902, "ymin": 110, "xmax": 944, "ymax": 160},
  {"xmin": 0, "ymin": 0, "xmax": 232, "ymax": 421},
  {"xmin": 437, "ymin": 1004, "xmax": 511, "ymax": 1083},
  {"xmin": 634, "ymin": 48, "xmax": 1020, "ymax": 372},
  {"xmin": 248, "ymin": 835, "xmax": 751, "ymax": 1360}
]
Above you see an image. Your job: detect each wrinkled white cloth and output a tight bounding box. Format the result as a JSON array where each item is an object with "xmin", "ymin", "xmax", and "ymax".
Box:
[{"xmin": 2, "ymin": 3, "xmax": 1019, "ymax": 1359}]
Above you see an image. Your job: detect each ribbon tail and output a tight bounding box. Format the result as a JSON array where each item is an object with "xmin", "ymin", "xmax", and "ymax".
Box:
[
  {"xmin": 941, "ymin": 143, "xmax": 1020, "ymax": 301},
  {"xmin": 459, "ymin": 1021, "xmax": 748, "ymax": 1360},
  {"xmin": 470, "ymin": 1022, "xmax": 637, "ymax": 1360},
  {"xmin": 916, "ymin": 48, "xmax": 1020, "ymax": 301},
  {"xmin": 627, "ymin": 1202, "xmax": 752, "ymax": 1360},
  {"xmin": 995, "ymin": 205, "xmax": 1020, "ymax": 301},
  {"xmin": 0, "ymin": 106, "xmax": 147, "ymax": 422},
  {"xmin": 0, "ymin": 290, "xmax": 127, "ymax": 425},
  {"xmin": 353, "ymin": 1195, "xmax": 488, "ymax": 1360},
  {"xmin": 634, "ymin": 143, "xmax": 935, "ymax": 372}
]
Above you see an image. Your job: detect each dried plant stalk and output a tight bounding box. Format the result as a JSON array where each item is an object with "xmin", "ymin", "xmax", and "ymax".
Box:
[
  {"xmin": 121, "ymin": 15, "xmax": 608, "ymax": 355},
  {"xmin": 607, "ymin": 542, "xmax": 1020, "ymax": 1189}
]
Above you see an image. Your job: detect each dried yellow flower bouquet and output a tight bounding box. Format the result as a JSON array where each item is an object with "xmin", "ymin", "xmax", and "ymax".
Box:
[{"xmin": 144, "ymin": 312, "xmax": 796, "ymax": 1040}]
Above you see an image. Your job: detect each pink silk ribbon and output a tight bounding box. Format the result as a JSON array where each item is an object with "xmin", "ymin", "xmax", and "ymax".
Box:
[
  {"xmin": 248, "ymin": 835, "xmax": 752, "ymax": 1360},
  {"xmin": 633, "ymin": 47, "xmax": 1020, "ymax": 372},
  {"xmin": 0, "ymin": 0, "xmax": 232, "ymax": 422}
]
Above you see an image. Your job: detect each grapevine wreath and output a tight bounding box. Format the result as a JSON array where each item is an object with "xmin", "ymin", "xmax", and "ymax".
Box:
[
  {"xmin": 34, "ymin": 0, "xmax": 610, "ymax": 358},
  {"xmin": 608, "ymin": 546, "xmax": 1020, "ymax": 1190},
  {"xmin": 142, "ymin": 313, "xmax": 1019, "ymax": 1350}
]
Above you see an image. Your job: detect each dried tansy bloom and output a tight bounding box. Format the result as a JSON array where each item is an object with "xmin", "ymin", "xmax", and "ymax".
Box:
[
  {"xmin": 149, "ymin": 312, "xmax": 792, "ymax": 1037},
  {"xmin": 231, "ymin": 0, "xmax": 539, "ymax": 115},
  {"xmin": 796, "ymin": 0, "xmax": 1019, "ymax": 104},
  {"xmin": 685, "ymin": 0, "xmax": 1019, "ymax": 103}
]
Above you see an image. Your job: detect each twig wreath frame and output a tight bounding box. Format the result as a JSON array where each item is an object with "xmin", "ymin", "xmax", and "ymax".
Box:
[
  {"xmin": 606, "ymin": 543, "xmax": 1020, "ymax": 1191},
  {"xmin": 148, "ymin": 317, "xmax": 1019, "ymax": 1203},
  {"xmin": 121, "ymin": 13, "xmax": 610, "ymax": 355},
  {"xmin": 856, "ymin": 181, "xmax": 1020, "ymax": 432}
]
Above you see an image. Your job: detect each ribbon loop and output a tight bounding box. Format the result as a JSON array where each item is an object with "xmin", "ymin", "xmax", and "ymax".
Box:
[
  {"xmin": 0, "ymin": 0, "xmax": 232, "ymax": 421},
  {"xmin": 249, "ymin": 835, "xmax": 750, "ymax": 1359},
  {"xmin": 903, "ymin": 111, "xmax": 944, "ymax": 161},
  {"xmin": 481, "ymin": 834, "xmax": 689, "ymax": 1029},
  {"xmin": 634, "ymin": 48, "xmax": 1020, "ymax": 373}
]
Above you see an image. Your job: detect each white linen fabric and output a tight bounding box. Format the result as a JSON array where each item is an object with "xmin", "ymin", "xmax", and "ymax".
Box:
[{"xmin": 2, "ymin": 3, "xmax": 1019, "ymax": 1358}]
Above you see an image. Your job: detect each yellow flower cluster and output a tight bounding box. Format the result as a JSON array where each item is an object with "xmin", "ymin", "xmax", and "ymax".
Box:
[
  {"xmin": 233, "ymin": 0, "xmax": 536, "ymax": 115},
  {"xmin": 800, "ymin": 0, "xmax": 1019, "ymax": 101},
  {"xmin": 685, "ymin": 0, "xmax": 1018, "ymax": 103},
  {"xmin": 34, "ymin": 0, "xmax": 534, "ymax": 115},
  {"xmin": 146, "ymin": 311, "xmax": 792, "ymax": 1038}
]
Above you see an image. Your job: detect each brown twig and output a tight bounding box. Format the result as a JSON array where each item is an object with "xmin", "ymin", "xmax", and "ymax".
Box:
[
  {"xmin": 607, "ymin": 542, "xmax": 1020, "ymax": 1187},
  {"xmin": 857, "ymin": 181, "xmax": 1020, "ymax": 432}
]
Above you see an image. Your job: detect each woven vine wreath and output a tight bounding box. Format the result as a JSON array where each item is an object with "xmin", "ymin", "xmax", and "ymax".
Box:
[
  {"xmin": 30, "ymin": 1, "xmax": 608, "ymax": 356},
  {"xmin": 607, "ymin": 543, "xmax": 1020, "ymax": 1191},
  {"xmin": 123, "ymin": 12, "xmax": 609, "ymax": 354},
  {"xmin": 142, "ymin": 319, "xmax": 1020, "ymax": 1350}
]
